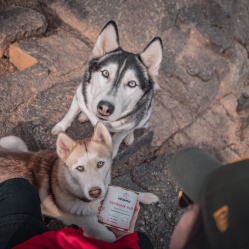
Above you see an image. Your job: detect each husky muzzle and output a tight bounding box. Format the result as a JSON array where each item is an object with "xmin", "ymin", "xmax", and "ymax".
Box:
[{"xmin": 97, "ymin": 100, "xmax": 114, "ymax": 117}]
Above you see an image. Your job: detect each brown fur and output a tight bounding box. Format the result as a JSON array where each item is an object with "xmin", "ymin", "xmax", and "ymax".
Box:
[{"xmin": 0, "ymin": 150, "xmax": 57, "ymax": 189}]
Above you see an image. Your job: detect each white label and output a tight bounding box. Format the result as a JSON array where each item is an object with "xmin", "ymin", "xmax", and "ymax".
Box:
[{"xmin": 98, "ymin": 185, "xmax": 138, "ymax": 230}]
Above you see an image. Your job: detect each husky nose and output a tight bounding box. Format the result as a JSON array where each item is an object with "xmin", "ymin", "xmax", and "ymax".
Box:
[
  {"xmin": 97, "ymin": 101, "xmax": 114, "ymax": 116},
  {"xmin": 89, "ymin": 188, "xmax": 102, "ymax": 198}
]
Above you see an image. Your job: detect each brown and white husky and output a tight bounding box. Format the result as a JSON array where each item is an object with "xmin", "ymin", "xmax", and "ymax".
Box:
[{"xmin": 0, "ymin": 122, "xmax": 159, "ymax": 241}]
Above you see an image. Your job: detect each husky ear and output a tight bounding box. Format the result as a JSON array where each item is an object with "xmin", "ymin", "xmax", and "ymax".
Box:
[
  {"xmin": 140, "ymin": 37, "xmax": 163, "ymax": 76},
  {"xmin": 91, "ymin": 122, "xmax": 112, "ymax": 149},
  {"xmin": 56, "ymin": 132, "xmax": 77, "ymax": 160},
  {"xmin": 92, "ymin": 21, "xmax": 120, "ymax": 57}
]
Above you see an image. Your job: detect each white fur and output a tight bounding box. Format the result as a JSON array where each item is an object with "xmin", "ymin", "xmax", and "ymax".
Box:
[
  {"xmin": 138, "ymin": 192, "xmax": 160, "ymax": 204},
  {"xmin": 90, "ymin": 64, "xmax": 144, "ymax": 122},
  {"xmin": 0, "ymin": 136, "xmax": 28, "ymax": 152},
  {"xmin": 140, "ymin": 38, "xmax": 163, "ymax": 76},
  {"xmin": 92, "ymin": 22, "xmax": 119, "ymax": 57}
]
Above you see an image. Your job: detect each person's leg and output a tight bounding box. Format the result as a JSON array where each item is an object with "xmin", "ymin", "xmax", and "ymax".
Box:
[
  {"xmin": 0, "ymin": 178, "xmax": 48, "ymax": 249},
  {"xmin": 137, "ymin": 231, "xmax": 154, "ymax": 249}
]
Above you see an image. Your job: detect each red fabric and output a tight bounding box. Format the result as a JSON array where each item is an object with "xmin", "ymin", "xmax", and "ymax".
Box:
[{"xmin": 13, "ymin": 227, "xmax": 140, "ymax": 249}]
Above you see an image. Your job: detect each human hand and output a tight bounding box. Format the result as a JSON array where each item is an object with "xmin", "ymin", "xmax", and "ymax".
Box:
[
  {"xmin": 170, "ymin": 204, "xmax": 200, "ymax": 249},
  {"xmin": 97, "ymin": 200, "xmax": 140, "ymax": 240}
]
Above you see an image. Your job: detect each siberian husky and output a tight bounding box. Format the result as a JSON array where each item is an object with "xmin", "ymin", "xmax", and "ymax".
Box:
[
  {"xmin": 0, "ymin": 122, "xmax": 159, "ymax": 241},
  {"xmin": 52, "ymin": 21, "xmax": 163, "ymax": 157}
]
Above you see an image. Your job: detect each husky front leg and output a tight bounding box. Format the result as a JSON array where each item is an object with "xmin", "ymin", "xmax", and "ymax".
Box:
[
  {"xmin": 123, "ymin": 132, "xmax": 134, "ymax": 145},
  {"xmin": 112, "ymin": 130, "xmax": 134, "ymax": 158},
  {"xmin": 52, "ymin": 95, "xmax": 81, "ymax": 135},
  {"xmin": 78, "ymin": 113, "xmax": 89, "ymax": 123}
]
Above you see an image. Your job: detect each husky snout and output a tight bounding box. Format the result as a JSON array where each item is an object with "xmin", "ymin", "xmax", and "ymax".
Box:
[
  {"xmin": 97, "ymin": 100, "xmax": 114, "ymax": 116},
  {"xmin": 89, "ymin": 187, "xmax": 102, "ymax": 198},
  {"xmin": 84, "ymin": 181, "xmax": 107, "ymax": 200}
]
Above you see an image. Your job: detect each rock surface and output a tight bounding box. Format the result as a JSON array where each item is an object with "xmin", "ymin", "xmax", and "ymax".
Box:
[
  {"xmin": 1, "ymin": 1, "xmax": 249, "ymax": 248},
  {"xmin": 0, "ymin": 6, "xmax": 47, "ymax": 56}
]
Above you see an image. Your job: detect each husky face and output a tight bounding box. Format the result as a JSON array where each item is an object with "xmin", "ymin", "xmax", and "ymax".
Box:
[
  {"xmin": 57, "ymin": 122, "xmax": 112, "ymax": 201},
  {"xmin": 83, "ymin": 21, "xmax": 163, "ymax": 123},
  {"xmin": 90, "ymin": 51, "xmax": 147, "ymax": 121}
]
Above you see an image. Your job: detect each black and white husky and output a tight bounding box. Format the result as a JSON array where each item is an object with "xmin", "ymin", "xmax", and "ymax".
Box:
[{"xmin": 52, "ymin": 21, "xmax": 163, "ymax": 157}]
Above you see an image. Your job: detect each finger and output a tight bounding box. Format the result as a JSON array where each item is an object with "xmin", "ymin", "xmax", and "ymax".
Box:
[
  {"xmin": 129, "ymin": 201, "xmax": 140, "ymax": 232},
  {"xmin": 134, "ymin": 201, "xmax": 140, "ymax": 211}
]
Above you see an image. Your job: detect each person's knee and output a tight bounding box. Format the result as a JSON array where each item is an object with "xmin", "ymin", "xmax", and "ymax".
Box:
[
  {"xmin": 1, "ymin": 178, "xmax": 37, "ymax": 200},
  {"xmin": 2, "ymin": 177, "xmax": 31, "ymax": 188},
  {"xmin": 0, "ymin": 178, "xmax": 41, "ymax": 216}
]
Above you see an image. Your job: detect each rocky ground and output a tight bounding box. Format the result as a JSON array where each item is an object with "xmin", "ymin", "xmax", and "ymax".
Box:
[{"xmin": 1, "ymin": 0, "xmax": 249, "ymax": 248}]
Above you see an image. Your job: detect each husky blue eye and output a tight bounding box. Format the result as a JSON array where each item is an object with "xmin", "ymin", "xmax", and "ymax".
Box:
[
  {"xmin": 76, "ymin": 166, "xmax": 84, "ymax": 172},
  {"xmin": 97, "ymin": 161, "xmax": 105, "ymax": 168},
  {"xmin": 102, "ymin": 70, "xmax": 109, "ymax": 78},
  {"xmin": 127, "ymin": 81, "xmax": 136, "ymax": 87}
]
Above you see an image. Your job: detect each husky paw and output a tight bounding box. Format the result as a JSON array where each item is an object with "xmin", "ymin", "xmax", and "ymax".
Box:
[
  {"xmin": 143, "ymin": 121, "xmax": 150, "ymax": 129},
  {"xmin": 51, "ymin": 124, "xmax": 66, "ymax": 135},
  {"xmin": 78, "ymin": 113, "xmax": 89, "ymax": 123},
  {"xmin": 124, "ymin": 132, "xmax": 134, "ymax": 145},
  {"xmin": 138, "ymin": 192, "xmax": 159, "ymax": 204}
]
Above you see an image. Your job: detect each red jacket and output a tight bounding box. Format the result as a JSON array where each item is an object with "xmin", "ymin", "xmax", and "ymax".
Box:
[{"xmin": 13, "ymin": 227, "xmax": 140, "ymax": 249}]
